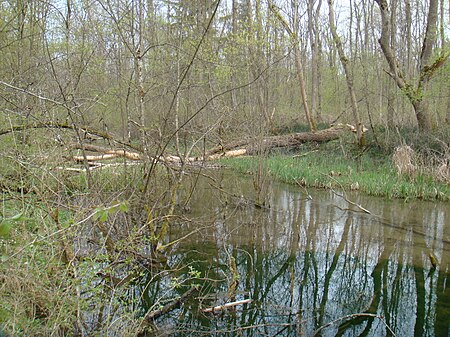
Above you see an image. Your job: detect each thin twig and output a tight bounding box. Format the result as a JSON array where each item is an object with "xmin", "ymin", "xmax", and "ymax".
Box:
[
  {"xmin": 331, "ymin": 189, "xmax": 371, "ymax": 214},
  {"xmin": 323, "ymin": 173, "xmax": 372, "ymax": 214}
]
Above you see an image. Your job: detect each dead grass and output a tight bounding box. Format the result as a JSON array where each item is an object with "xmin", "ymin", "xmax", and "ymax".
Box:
[{"xmin": 392, "ymin": 145, "xmax": 416, "ymax": 178}]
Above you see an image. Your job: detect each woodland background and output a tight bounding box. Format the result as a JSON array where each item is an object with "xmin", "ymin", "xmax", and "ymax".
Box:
[{"xmin": 0, "ymin": 0, "xmax": 448, "ymax": 153}]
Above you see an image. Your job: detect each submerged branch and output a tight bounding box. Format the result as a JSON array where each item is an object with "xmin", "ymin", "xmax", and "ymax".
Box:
[
  {"xmin": 313, "ymin": 313, "xmax": 396, "ymax": 337},
  {"xmin": 138, "ymin": 286, "xmax": 199, "ymax": 335}
]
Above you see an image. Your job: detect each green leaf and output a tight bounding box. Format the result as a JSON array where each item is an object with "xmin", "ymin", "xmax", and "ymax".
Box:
[
  {"xmin": 0, "ymin": 221, "xmax": 12, "ymax": 238},
  {"xmin": 93, "ymin": 208, "xmax": 109, "ymax": 222},
  {"xmin": 98, "ymin": 210, "xmax": 109, "ymax": 222},
  {"xmin": 9, "ymin": 212, "xmax": 25, "ymax": 221},
  {"xmin": 0, "ymin": 212, "xmax": 27, "ymax": 238},
  {"xmin": 118, "ymin": 202, "xmax": 129, "ymax": 213}
]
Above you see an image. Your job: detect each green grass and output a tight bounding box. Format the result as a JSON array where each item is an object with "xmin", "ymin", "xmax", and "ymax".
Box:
[{"xmin": 220, "ymin": 151, "xmax": 449, "ymax": 201}]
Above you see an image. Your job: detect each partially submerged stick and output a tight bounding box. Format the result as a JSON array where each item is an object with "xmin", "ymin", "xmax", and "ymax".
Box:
[
  {"xmin": 201, "ymin": 299, "xmax": 252, "ymax": 313},
  {"xmin": 137, "ymin": 286, "xmax": 198, "ymax": 336},
  {"xmin": 140, "ymin": 286, "xmax": 198, "ymax": 324},
  {"xmin": 313, "ymin": 313, "xmax": 396, "ymax": 336}
]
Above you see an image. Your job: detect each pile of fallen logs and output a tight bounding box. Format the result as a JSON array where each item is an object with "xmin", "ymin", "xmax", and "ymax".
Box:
[
  {"xmin": 70, "ymin": 124, "xmax": 359, "ymax": 169},
  {"xmin": 0, "ymin": 122, "xmax": 363, "ymax": 170}
]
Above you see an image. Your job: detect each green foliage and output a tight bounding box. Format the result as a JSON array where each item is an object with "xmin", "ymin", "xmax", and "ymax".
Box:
[{"xmin": 94, "ymin": 201, "xmax": 129, "ymax": 222}]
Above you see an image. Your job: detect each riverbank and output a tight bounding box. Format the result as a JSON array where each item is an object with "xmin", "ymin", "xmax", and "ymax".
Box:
[{"xmin": 220, "ymin": 147, "xmax": 449, "ymax": 201}]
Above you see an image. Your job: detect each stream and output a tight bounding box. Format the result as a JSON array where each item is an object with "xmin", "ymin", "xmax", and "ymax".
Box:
[{"xmin": 137, "ymin": 170, "xmax": 449, "ymax": 336}]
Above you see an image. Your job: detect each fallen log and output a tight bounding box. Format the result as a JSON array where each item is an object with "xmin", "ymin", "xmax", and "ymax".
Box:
[
  {"xmin": 71, "ymin": 143, "xmax": 142, "ymax": 161},
  {"xmin": 71, "ymin": 143, "xmax": 248, "ymax": 163},
  {"xmin": 2, "ymin": 122, "xmax": 357, "ymax": 164},
  {"xmin": 206, "ymin": 124, "xmax": 352, "ymax": 156}
]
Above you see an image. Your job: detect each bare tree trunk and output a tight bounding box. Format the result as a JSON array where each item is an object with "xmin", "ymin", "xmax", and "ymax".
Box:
[
  {"xmin": 420, "ymin": 0, "xmax": 439, "ymax": 69},
  {"xmin": 405, "ymin": 0, "xmax": 412, "ymax": 74},
  {"xmin": 308, "ymin": 0, "xmax": 320, "ymax": 122},
  {"xmin": 439, "ymin": 0, "xmax": 445, "ymax": 51},
  {"xmin": 230, "ymin": 0, "xmax": 238, "ymax": 110},
  {"xmin": 136, "ymin": 0, "xmax": 146, "ymax": 150},
  {"xmin": 386, "ymin": 0, "xmax": 397, "ymax": 127},
  {"xmin": 268, "ymin": 2, "xmax": 317, "ymax": 132},
  {"xmin": 327, "ymin": 0, "xmax": 364, "ymax": 146},
  {"xmin": 315, "ymin": 1, "xmax": 324, "ymax": 122}
]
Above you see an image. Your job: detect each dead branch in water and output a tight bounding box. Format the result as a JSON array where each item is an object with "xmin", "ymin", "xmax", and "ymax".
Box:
[
  {"xmin": 313, "ymin": 313, "xmax": 396, "ymax": 337},
  {"xmin": 137, "ymin": 286, "xmax": 199, "ymax": 336}
]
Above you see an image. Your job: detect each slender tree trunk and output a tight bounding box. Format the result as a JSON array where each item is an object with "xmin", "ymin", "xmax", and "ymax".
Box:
[
  {"xmin": 294, "ymin": 49, "xmax": 316, "ymax": 131},
  {"xmin": 230, "ymin": 0, "xmax": 238, "ymax": 110},
  {"xmin": 439, "ymin": 0, "xmax": 445, "ymax": 51},
  {"xmin": 386, "ymin": 82, "xmax": 395, "ymax": 127},
  {"xmin": 327, "ymin": 0, "xmax": 364, "ymax": 146},
  {"xmin": 253, "ymin": 0, "xmax": 269, "ymax": 131},
  {"xmin": 269, "ymin": 2, "xmax": 317, "ymax": 131},
  {"xmin": 405, "ymin": 0, "xmax": 412, "ymax": 74},
  {"xmin": 315, "ymin": 0, "xmax": 323, "ymax": 122},
  {"xmin": 308, "ymin": 0, "xmax": 319, "ymax": 122},
  {"xmin": 136, "ymin": 0, "xmax": 146, "ymax": 150},
  {"xmin": 386, "ymin": 0, "xmax": 397, "ymax": 127}
]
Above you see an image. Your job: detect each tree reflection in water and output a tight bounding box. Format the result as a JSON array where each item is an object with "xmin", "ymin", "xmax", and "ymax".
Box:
[{"xmin": 141, "ymin": 173, "xmax": 449, "ymax": 336}]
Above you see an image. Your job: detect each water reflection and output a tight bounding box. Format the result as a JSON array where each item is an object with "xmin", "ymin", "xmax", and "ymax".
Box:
[{"xmin": 145, "ymin": 171, "xmax": 449, "ymax": 336}]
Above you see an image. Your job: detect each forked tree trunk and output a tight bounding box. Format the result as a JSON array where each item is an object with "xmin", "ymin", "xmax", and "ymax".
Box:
[{"xmin": 375, "ymin": 0, "xmax": 446, "ymax": 131}]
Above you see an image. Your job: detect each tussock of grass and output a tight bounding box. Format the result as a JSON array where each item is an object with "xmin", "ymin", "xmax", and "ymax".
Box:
[{"xmin": 221, "ymin": 152, "xmax": 449, "ymax": 201}]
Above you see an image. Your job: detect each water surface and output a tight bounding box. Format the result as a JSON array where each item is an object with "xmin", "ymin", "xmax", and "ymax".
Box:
[{"xmin": 142, "ymin": 171, "xmax": 449, "ymax": 336}]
